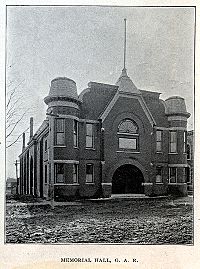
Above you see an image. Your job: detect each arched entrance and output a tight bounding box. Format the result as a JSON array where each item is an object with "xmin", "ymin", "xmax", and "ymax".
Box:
[{"xmin": 112, "ymin": 164, "xmax": 144, "ymax": 194}]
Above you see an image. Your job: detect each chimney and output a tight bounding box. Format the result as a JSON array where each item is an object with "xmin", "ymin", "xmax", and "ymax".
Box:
[
  {"xmin": 22, "ymin": 132, "xmax": 25, "ymax": 151},
  {"xmin": 30, "ymin": 117, "xmax": 33, "ymax": 140}
]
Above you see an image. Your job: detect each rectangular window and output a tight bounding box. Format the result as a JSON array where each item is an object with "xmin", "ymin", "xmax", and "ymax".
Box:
[
  {"xmin": 156, "ymin": 130, "xmax": 162, "ymax": 152},
  {"xmin": 86, "ymin": 164, "xmax": 94, "ymax": 183},
  {"xmin": 55, "ymin": 163, "xmax": 64, "ymax": 183},
  {"xmin": 186, "ymin": 167, "xmax": 191, "ymax": 183},
  {"xmin": 44, "ymin": 165, "xmax": 47, "ymax": 184},
  {"xmin": 187, "ymin": 144, "xmax": 191, "ymax": 160},
  {"xmin": 156, "ymin": 167, "xmax": 162, "ymax": 183},
  {"xmin": 183, "ymin": 131, "xmax": 187, "ymax": 153},
  {"xmin": 45, "ymin": 139, "xmax": 48, "ymax": 152},
  {"xmin": 169, "ymin": 131, "xmax": 177, "ymax": 153},
  {"xmin": 55, "ymin": 118, "xmax": 65, "ymax": 145},
  {"xmin": 86, "ymin": 123, "xmax": 94, "ymax": 148},
  {"xmin": 183, "ymin": 167, "xmax": 187, "ymax": 183},
  {"xmin": 73, "ymin": 120, "xmax": 78, "ymax": 147},
  {"xmin": 119, "ymin": 138, "xmax": 137, "ymax": 150},
  {"xmin": 73, "ymin": 164, "xmax": 78, "ymax": 183},
  {"xmin": 169, "ymin": 167, "xmax": 177, "ymax": 183}
]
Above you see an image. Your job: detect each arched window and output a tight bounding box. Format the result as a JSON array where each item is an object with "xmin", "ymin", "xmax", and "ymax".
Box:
[
  {"xmin": 117, "ymin": 119, "xmax": 139, "ymax": 151},
  {"xmin": 118, "ymin": 119, "xmax": 138, "ymax": 134}
]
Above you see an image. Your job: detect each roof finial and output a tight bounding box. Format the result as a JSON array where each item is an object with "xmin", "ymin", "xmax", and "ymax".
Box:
[{"xmin": 123, "ymin": 18, "xmax": 127, "ymax": 71}]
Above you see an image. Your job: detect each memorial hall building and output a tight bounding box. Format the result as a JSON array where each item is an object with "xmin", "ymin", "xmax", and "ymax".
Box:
[{"xmin": 18, "ymin": 66, "xmax": 191, "ymax": 200}]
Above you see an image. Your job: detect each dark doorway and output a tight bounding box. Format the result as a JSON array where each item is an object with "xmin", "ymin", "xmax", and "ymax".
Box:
[
  {"xmin": 30, "ymin": 156, "xmax": 33, "ymax": 195},
  {"xmin": 112, "ymin": 164, "xmax": 144, "ymax": 194}
]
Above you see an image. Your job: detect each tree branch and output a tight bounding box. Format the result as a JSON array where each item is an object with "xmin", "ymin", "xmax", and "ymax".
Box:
[
  {"xmin": 6, "ymin": 79, "xmax": 25, "ymax": 109},
  {"xmin": 6, "ymin": 109, "xmax": 29, "ymax": 139},
  {"xmin": 6, "ymin": 127, "xmax": 29, "ymax": 149}
]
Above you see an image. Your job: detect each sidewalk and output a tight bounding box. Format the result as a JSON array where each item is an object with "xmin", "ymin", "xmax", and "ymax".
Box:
[{"xmin": 6, "ymin": 194, "xmax": 193, "ymax": 207}]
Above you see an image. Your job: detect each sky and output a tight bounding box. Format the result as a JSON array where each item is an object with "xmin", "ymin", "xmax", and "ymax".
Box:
[{"xmin": 6, "ymin": 6, "xmax": 195, "ymax": 178}]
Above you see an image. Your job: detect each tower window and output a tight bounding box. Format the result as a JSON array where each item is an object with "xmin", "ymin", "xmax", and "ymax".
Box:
[
  {"xmin": 156, "ymin": 130, "xmax": 162, "ymax": 152},
  {"xmin": 169, "ymin": 167, "xmax": 177, "ymax": 183},
  {"xmin": 187, "ymin": 144, "xmax": 191, "ymax": 160},
  {"xmin": 156, "ymin": 167, "xmax": 163, "ymax": 183},
  {"xmin": 183, "ymin": 131, "xmax": 187, "ymax": 153},
  {"xmin": 169, "ymin": 131, "xmax": 177, "ymax": 153},
  {"xmin": 55, "ymin": 163, "xmax": 64, "ymax": 183},
  {"xmin": 55, "ymin": 118, "xmax": 65, "ymax": 145},
  {"xmin": 86, "ymin": 164, "xmax": 94, "ymax": 183},
  {"xmin": 73, "ymin": 164, "xmax": 78, "ymax": 183},
  {"xmin": 73, "ymin": 120, "xmax": 78, "ymax": 147},
  {"xmin": 86, "ymin": 123, "xmax": 94, "ymax": 148}
]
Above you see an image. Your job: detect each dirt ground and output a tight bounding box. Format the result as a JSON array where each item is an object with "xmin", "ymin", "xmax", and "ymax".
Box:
[{"xmin": 5, "ymin": 196, "xmax": 193, "ymax": 244}]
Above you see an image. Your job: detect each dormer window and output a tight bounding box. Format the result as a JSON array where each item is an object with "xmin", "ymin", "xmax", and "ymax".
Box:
[{"xmin": 118, "ymin": 119, "xmax": 139, "ymax": 151}]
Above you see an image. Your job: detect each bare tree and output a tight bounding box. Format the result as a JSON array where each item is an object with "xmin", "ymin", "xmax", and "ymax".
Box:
[{"xmin": 6, "ymin": 64, "xmax": 30, "ymax": 148}]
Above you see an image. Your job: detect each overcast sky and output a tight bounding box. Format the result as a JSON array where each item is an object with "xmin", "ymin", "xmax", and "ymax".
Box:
[{"xmin": 6, "ymin": 6, "xmax": 195, "ymax": 178}]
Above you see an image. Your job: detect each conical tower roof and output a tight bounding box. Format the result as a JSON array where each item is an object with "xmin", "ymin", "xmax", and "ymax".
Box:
[{"xmin": 116, "ymin": 68, "xmax": 140, "ymax": 94}]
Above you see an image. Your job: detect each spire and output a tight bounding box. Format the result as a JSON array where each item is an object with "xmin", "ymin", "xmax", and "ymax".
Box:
[
  {"xmin": 115, "ymin": 19, "xmax": 140, "ymax": 94},
  {"xmin": 123, "ymin": 18, "xmax": 127, "ymax": 71}
]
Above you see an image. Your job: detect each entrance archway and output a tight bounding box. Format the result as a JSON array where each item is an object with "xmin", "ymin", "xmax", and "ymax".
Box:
[{"xmin": 112, "ymin": 164, "xmax": 144, "ymax": 194}]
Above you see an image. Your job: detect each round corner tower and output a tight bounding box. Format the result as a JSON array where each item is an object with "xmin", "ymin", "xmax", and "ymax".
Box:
[
  {"xmin": 165, "ymin": 96, "xmax": 190, "ymax": 196},
  {"xmin": 44, "ymin": 77, "xmax": 81, "ymax": 117},
  {"xmin": 44, "ymin": 77, "xmax": 81, "ymax": 200}
]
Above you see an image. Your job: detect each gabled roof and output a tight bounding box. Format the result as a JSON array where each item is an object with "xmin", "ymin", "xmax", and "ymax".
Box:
[{"xmin": 79, "ymin": 82, "xmax": 118, "ymax": 120}]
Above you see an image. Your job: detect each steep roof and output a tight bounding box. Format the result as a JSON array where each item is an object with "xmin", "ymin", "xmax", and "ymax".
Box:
[
  {"xmin": 116, "ymin": 68, "xmax": 140, "ymax": 95},
  {"xmin": 79, "ymin": 82, "xmax": 118, "ymax": 120},
  {"xmin": 140, "ymin": 90, "xmax": 168, "ymax": 127}
]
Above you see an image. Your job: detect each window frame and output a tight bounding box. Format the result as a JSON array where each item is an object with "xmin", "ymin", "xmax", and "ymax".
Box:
[
  {"xmin": 117, "ymin": 119, "xmax": 139, "ymax": 151},
  {"xmin": 118, "ymin": 137, "xmax": 138, "ymax": 150},
  {"xmin": 169, "ymin": 167, "xmax": 177, "ymax": 184},
  {"xmin": 55, "ymin": 163, "xmax": 65, "ymax": 183},
  {"xmin": 169, "ymin": 131, "xmax": 177, "ymax": 153},
  {"xmin": 186, "ymin": 167, "xmax": 191, "ymax": 183},
  {"xmin": 44, "ymin": 164, "xmax": 48, "ymax": 184},
  {"xmin": 118, "ymin": 119, "xmax": 138, "ymax": 134},
  {"xmin": 44, "ymin": 139, "xmax": 48, "ymax": 152},
  {"xmin": 55, "ymin": 118, "xmax": 65, "ymax": 146},
  {"xmin": 73, "ymin": 120, "xmax": 78, "ymax": 148},
  {"xmin": 86, "ymin": 123, "xmax": 94, "ymax": 149},
  {"xmin": 73, "ymin": 164, "xmax": 79, "ymax": 184},
  {"xmin": 187, "ymin": 144, "xmax": 191, "ymax": 160},
  {"xmin": 156, "ymin": 130, "xmax": 162, "ymax": 152},
  {"xmin": 183, "ymin": 131, "xmax": 187, "ymax": 153},
  {"xmin": 156, "ymin": 166, "xmax": 163, "ymax": 183},
  {"xmin": 86, "ymin": 163, "xmax": 94, "ymax": 183}
]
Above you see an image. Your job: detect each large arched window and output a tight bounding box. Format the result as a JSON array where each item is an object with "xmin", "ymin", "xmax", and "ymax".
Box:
[
  {"xmin": 117, "ymin": 119, "xmax": 139, "ymax": 151},
  {"xmin": 118, "ymin": 119, "xmax": 138, "ymax": 134}
]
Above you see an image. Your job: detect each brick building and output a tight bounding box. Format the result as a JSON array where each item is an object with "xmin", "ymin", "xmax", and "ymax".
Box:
[
  {"xmin": 19, "ymin": 67, "xmax": 191, "ymax": 200},
  {"xmin": 186, "ymin": 130, "xmax": 194, "ymax": 194}
]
